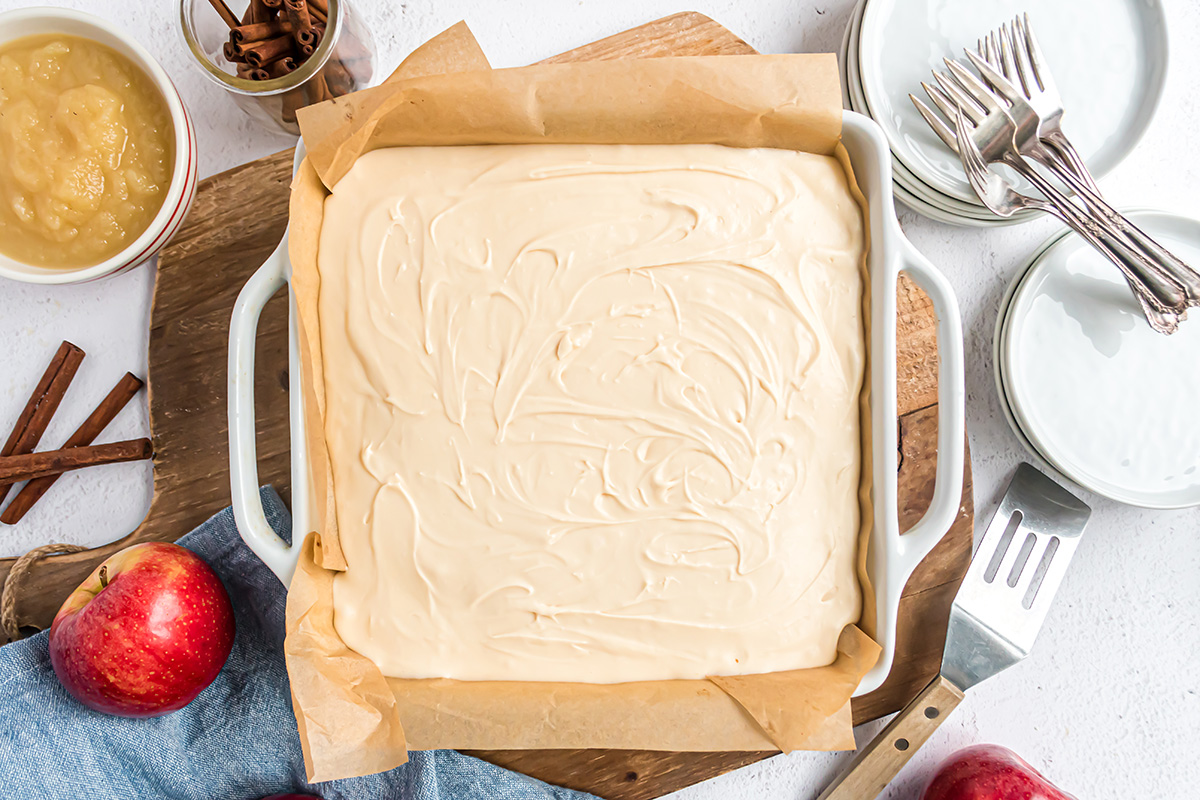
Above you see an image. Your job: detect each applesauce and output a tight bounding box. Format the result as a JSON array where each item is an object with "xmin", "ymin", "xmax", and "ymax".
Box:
[{"xmin": 0, "ymin": 34, "xmax": 174, "ymax": 268}]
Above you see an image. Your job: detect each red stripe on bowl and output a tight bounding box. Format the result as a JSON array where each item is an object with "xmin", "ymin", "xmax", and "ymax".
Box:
[{"xmin": 115, "ymin": 104, "xmax": 198, "ymax": 274}]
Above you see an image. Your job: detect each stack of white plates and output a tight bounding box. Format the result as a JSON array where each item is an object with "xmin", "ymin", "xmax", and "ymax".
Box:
[
  {"xmin": 839, "ymin": 0, "xmax": 1168, "ymax": 227},
  {"xmin": 994, "ymin": 210, "xmax": 1200, "ymax": 509}
]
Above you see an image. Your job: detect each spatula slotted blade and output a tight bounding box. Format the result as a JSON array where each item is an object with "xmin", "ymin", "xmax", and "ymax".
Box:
[
  {"xmin": 941, "ymin": 463, "xmax": 1091, "ymax": 690},
  {"xmin": 817, "ymin": 464, "xmax": 1091, "ymax": 800}
]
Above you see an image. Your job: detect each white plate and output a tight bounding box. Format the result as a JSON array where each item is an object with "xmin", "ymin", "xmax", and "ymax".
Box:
[
  {"xmin": 858, "ymin": 0, "xmax": 1169, "ymax": 205},
  {"xmin": 837, "ymin": 0, "xmax": 856, "ymax": 109},
  {"xmin": 993, "ymin": 230, "xmax": 1072, "ymax": 474},
  {"xmin": 843, "ymin": 0, "xmax": 866, "ymax": 113},
  {"xmin": 844, "ymin": 0, "xmax": 1033, "ymax": 226},
  {"xmin": 999, "ymin": 210, "xmax": 1200, "ymax": 509},
  {"xmin": 894, "ymin": 180, "xmax": 1027, "ymax": 227}
]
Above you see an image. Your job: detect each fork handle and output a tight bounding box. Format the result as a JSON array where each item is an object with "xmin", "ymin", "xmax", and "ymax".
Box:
[
  {"xmin": 1016, "ymin": 163, "xmax": 1188, "ymax": 320},
  {"xmin": 1037, "ymin": 199, "xmax": 1182, "ymax": 333},
  {"xmin": 1035, "ymin": 146, "xmax": 1200, "ymax": 305},
  {"xmin": 816, "ymin": 675, "xmax": 965, "ymax": 800},
  {"xmin": 1042, "ymin": 132, "xmax": 1100, "ymax": 195}
]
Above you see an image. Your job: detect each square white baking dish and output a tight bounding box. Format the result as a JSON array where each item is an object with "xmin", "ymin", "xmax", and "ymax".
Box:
[{"xmin": 227, "ymin": 110, "xmax": 966, "ymax": 696}]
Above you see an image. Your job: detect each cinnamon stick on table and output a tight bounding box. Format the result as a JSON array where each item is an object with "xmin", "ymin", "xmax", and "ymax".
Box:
[
  {"xmin": 0, "ymin": 439, "xmax": 152, "ymax": 485},
  {"xmin": 1, "ymin": 373, "xmax": 143, "ymax": 525},
  {"xmin": 0, "ymin": 341, "xmax": 85, "ymax": 504}
]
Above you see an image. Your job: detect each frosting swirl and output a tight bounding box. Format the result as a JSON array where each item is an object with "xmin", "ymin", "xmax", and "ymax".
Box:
[{"xmin": 318, "ymin": 143, "xmax": 866, "ymax": 682}]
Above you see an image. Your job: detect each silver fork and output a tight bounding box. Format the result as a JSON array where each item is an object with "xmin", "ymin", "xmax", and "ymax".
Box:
[
  {"xmin": 969, "ymin": 16, "xmax": 1200, "ymax": 306},
  {"xmin": 935, "ymin": 59, "xmax": 1191, "ymax": 320},
  {"xmin": 915, "ymin": 62, "xmax": 1186, "ymax": 333},
  {"xmin": 948, "ymin": 107, "xmax": 1181, "ymax": 334},
  {"xmin": 983, "ymin": 15, "xmax": 1093, "ymax": 190}
]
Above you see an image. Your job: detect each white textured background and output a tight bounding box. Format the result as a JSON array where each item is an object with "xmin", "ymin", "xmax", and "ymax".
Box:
[{"xmin": 0, "ymin": 0, "xmax": 1197, "ymax": 797}]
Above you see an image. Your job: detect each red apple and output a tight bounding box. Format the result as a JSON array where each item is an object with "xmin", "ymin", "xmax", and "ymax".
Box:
[
  {"xmin": 49, "ymin": 542, "xmax": 235, "ymax": 717},
  {"xmin": 922, "ymin": 745, "xmax": 1077, "ymax": 800}
]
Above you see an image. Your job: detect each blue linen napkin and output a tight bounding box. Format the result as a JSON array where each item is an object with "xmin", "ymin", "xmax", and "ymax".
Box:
[{"xmin": 0, "ymin": 488, "xmax": 597, "ymax": 800}]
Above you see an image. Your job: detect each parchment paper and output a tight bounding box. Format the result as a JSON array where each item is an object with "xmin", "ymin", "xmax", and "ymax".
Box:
[{"xmin": 285, "ymin": 23, "xmax": 880, "ymax": 783}]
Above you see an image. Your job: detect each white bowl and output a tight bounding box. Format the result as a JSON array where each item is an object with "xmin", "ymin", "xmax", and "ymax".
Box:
[{"xmin": 0, "ymin": 7, "xmax": 198, "ymax": 285}]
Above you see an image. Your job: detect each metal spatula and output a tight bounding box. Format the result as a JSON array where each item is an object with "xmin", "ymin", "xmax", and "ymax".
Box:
[{"xmin": 818, "ymin": 463, "xmax": 1091, "ymax": 800}]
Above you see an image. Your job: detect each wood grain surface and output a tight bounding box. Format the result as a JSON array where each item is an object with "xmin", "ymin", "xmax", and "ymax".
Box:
[{"xmin": 0, "ymin": 12, "xmax": 972, "ymax": 799}]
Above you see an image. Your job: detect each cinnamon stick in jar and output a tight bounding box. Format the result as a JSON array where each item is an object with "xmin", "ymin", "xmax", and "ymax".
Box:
[
  {"xmin": 285, "ymin": 0, "xmax": 313, "ymax": 35},
  {"xmin": 266, "ymin": 56, "xmax": 298, "ymax": 78},
  {"xmin": 323, "ymin": 56, "xmax": 352, "ymax": 95},
  {"xmin": 231, "ymin": 20, "xmax": 291, "ymax": 43},
  {"xmin": 244, "ymin": 0, "xmax": 270, "ymax": 23},
  {"xmin": 305, "ymin": 72, "xmax": 331, "ymax": 104},
  {"xmin": 296, "ymin": 24, "xmax": 323, "ymax": 49},
  {"xmin": 205, "ymin": 0, "xmax": 241, "ymax": 29},
  {"xmin": 280, "ymin": 87, "xmax": 306, "ymax": 124},
  {"xmin": 242, "ymin": 34, "xmax": 294, "ymax": 67}
]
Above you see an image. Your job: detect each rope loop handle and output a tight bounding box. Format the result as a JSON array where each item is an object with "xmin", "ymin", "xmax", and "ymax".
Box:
[{"xmin": 0, "ymin": 543, "xmax": 88, "ymax": 643}]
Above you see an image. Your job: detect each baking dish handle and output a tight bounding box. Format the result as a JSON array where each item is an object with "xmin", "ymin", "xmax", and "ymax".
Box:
[
  {"xmin": 896, "ymin": 243, "xmax": 966, "ymax": 571},
  {"xmin": 228, "ymin": 234, "xmax": 300, "ymax": 583}
]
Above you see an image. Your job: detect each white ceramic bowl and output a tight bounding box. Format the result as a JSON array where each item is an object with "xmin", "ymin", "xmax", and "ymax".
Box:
[{"xmin": 0, "ymin": 7, "xmax": 198, "ymax": 285}]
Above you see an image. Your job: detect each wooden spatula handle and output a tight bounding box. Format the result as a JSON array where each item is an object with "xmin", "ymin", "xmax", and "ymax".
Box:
[{"xmin": 817, "ymin": 674, "xmax": 965, "ymax": 800}]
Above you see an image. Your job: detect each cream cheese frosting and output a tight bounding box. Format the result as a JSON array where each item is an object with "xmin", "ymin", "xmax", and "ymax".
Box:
[{"xmin": 316, "ymin": 143, "xmax": 866, "ymax": 683}]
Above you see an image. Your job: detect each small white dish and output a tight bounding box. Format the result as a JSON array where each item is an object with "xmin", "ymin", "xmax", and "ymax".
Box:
[
  {"xmin": 997, "ymin": 210, "xmax": 1200, "ymax": 509},
  {"xmin": 894, "ymin": 180, "xmax": 1025, "ymax": 228},
  {"xmin": 0, "ymin": 7, "xmax": 198, "ymax": 285},
  {"xmin": 858, "ymin": 0, "xmax": 1169, "ymax": 205},
  {"xmin": 843, "ymin": 0, "xmax": 1033, "ymax": 227},
  {"xmin": 993, "ymin": 230, "xmax": 1070, "ymax": 475},
  {"xmin": 837, "ymin": 0, "xmax": 856, "ymax": 109}
]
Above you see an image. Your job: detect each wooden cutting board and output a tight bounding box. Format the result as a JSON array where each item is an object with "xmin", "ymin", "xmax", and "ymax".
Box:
[{"xmin": 0, "ymin": 12, "xmax": 972, "ymax": 799}]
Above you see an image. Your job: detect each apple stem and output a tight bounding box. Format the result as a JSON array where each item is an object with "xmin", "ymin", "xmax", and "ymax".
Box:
[{"xmin": 98, "ymin": 565, "xmax": 108, "ymax": 589}]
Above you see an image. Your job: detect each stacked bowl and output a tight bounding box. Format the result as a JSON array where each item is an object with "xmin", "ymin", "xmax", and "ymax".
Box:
[{"xmin": 838, "ymin": 0, "xmax": 1168, "ymax": 227}]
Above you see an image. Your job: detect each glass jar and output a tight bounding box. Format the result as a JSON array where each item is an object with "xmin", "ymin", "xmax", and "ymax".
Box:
[{"xmin": 179, "ymin": 0, "xmax": 375, "ymax": 135}]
